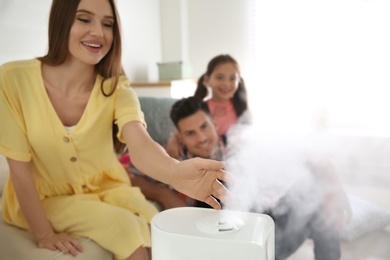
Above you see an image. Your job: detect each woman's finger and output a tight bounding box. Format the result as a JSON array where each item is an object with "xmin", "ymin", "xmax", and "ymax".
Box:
[
  {"xmin": 71, "ymin": 238, "xmax": 84, "ymax": 253},
  {"xmin": 211, "ymin": 179, "xmax": 234, "ymax": 207},
  {"xmin": 63, "ymin": 240, "xmax": 82, "ymax": 256},
  {"xmin": 39, "ymin": 243, "xmax": 56, "ymax": 251},
  {"xmin": 216, "ymin": 169, "xmax": 237, "ymax": 186},
  {"xmin": 55, "ymin": 241, "xmax": 69, "ymax": 254},
  {"xmin": 203, "ymin": 195, "xmax": 221, "ymax": 210}
]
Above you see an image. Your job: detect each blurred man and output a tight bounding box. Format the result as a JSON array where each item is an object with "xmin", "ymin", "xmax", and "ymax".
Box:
[{"xmin": 121, "ymin": 96, "xmax": 225, "ymax": 210}]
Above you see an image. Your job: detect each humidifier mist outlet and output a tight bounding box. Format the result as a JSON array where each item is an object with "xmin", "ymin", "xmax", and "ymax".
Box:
[
  {"xmin": 196, "ymin": 211, "xmax": 244, "ymax": 234},
  {"xmin": 151, "ymin": 207, "xmax": 275, "ymax": 260}
]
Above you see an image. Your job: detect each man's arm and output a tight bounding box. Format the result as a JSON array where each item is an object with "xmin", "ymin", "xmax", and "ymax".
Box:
[{"xmin": 130, "ymin": 175, "xmax": 187, "ymax": 210}]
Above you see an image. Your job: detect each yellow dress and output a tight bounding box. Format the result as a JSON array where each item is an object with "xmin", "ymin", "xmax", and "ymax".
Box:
[{"xmin": 0, "ymin": 59, "xmax": 159, "ymax": 259}]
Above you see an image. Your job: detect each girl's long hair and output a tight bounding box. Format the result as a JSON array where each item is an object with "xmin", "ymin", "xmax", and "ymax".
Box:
[
  {"xmin": 194, "ymin": 54, "xmax": 248, "ymax": 118},
  {"xmin": 38, "ymin": 0, "xmax": 126, "ymax": 153}
]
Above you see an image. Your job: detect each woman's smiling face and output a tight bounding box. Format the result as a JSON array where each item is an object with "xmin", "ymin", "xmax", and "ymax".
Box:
[{"xmin": 68, "ymin": 0, "xmax": 114, "ymax": 65}]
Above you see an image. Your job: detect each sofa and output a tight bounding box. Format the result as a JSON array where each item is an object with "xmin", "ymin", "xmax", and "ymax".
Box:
[{"xmin": 1, "ymin": 96, "xmax": 390, "ymax": 260}]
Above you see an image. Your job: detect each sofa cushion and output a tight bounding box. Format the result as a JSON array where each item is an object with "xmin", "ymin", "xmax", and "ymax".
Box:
[
  {"xmin": 0, "ymin": 158, "xmax": 112, "ymax": 259},
  {"xmin": 342, "ymin": 195, "xmax": 390, "ymax": 241},
  {"xmin": 139, "ymin": 96, "xmax": 177, "ymax": 146},
  {"xmin": 0, "ymin": 207, "xmax": 112, "ymax": 260},
  {"xmin": 0, "ymin": 155, "xmax": 9, "ymax": 196}
]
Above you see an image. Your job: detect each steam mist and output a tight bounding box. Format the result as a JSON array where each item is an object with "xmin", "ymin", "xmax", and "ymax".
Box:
[
  {"xmin": 221, "ymin": 123, "xmax": 390, "ymax": 258},
  {"xmin": 224, "ymin": 124, "xmax": 328, "ymax": 213}
]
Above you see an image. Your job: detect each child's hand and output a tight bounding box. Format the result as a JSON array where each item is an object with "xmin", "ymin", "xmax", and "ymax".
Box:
[{"xmin": 37, "ymin": 232, "xmax": 83, "ymax": 256}]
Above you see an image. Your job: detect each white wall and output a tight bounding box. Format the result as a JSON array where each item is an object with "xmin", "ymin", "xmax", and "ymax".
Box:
[
  {"xmin": 0, "ymin": 0, "xmax": 162, "ymax": 82},
  {"xmin": 0, "ymin": 0, "xmax": 50, "ymax": 64},
  {"xmin": 187, "ymin": 0, "xmax": 252, "ymax": 79},
  {"xmin": 160, "ymin": 0, "xmax": 252, "ymax": 81},
  {"xmin": 159, "ymin": 0, "xmax": 189, "ymax": 62},
  {"xmin": 117, "ymin": 0, "xmax": 161, "ymax": 82},
  {"xmin": 0, "ymin": 0, "xmax": 251, "ymax": 84}
]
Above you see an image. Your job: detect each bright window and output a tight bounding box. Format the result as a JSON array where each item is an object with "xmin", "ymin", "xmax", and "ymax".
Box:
[{"xmin": 248, "ymin": 0, "xmax": 390, "ymax": 136}]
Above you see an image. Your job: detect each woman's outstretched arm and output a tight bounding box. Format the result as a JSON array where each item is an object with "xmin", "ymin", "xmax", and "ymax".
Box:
[{"xmin": 122, "ymin": 121, "xmax": 234, "ymax": 209}]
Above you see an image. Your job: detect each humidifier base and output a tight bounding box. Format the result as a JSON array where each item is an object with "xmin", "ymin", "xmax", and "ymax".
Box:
[{"xmin": 151, "ymin": 207, "xmax": 275, "ymax": 260}]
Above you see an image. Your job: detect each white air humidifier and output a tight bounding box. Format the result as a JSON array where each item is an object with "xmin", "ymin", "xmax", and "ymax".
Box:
[{"xmin": 151, "ymin": 207, "xmax": 275, "ymax": 260}]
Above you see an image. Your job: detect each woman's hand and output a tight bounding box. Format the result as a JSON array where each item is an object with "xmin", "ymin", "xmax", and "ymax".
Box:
[
  {"xmin": 169, "ymin": 158, "xmax": 235, "ymax": 209},
  {"xmin": 37, "ymin": 232, "xmax": 83, "ymax": 257}
]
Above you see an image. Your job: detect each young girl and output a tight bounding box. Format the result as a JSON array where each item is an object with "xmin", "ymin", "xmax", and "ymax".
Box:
[
  {"xmin": 195, "ymin": 54, "xmax": 250, "ymax": 137},
  {"xmin": 167, "ymin": 54, "xmax": 251, "ymax": 158},
  {"xmin": 0, "ymin": 1, "xmax": 232, "ymax": 260}
]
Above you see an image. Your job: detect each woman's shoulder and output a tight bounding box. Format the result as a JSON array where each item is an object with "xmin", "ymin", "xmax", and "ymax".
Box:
[
  {"xmin": 118, "ymin": 75, "xmax": 131, "ymax": 88},
  {"xmin": 103, "ymin": 75, "xmax": 139, "ymax": 103},
  {"xmin": 0, "ymin": 59, "xmax": 39, "ymax": 73},
  {"xmin": 114, "ymin": 76, "xmax": 134, "ymax": 96},
  {"xmin": 0, "ymin": 59, "xmax": 41, "ymax": 90},
  {"xmin": 99, "ymin": 75, "xmax": 130, "ymax": 90},
  {"xmin": 97, "ymin": 74, "xmax": 133, "ymax": 98}
]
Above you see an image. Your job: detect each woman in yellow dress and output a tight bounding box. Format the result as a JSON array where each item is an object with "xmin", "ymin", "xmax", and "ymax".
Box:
[{"xmin": 0, "ymin": 0, "xmax": 232, "ymax": 259}]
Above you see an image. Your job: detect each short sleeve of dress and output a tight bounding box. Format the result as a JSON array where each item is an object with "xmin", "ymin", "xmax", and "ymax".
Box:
[
  {"xmin": 114, "ymin": 77, "xmax": 146, "ymax": 143},
  {"xmin": 0, "ymin": 63, "xmax": 31, "ymax": 161}
]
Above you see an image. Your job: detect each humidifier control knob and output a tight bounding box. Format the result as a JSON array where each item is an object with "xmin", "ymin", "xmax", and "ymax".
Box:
[{"xmin": 196, "ymin": 212, "xmax": 244, "ymax": 234}]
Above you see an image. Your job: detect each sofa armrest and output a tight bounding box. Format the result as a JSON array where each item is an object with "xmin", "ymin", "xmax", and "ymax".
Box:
[{"xmin": 0, "ymin": 155, "xmax": 9, "ymax": 196}]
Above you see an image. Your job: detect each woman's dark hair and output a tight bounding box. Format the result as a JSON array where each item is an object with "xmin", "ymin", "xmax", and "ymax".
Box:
[
  {"xmin": 38, "ymin": 0, "xmax": 126, "ymax": 153},
  {"xmin": 194, "ymin": 54, "xmax": 248, "ymax": 118}
]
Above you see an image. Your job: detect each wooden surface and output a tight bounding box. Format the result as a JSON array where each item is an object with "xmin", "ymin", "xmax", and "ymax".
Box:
[{"xmin": 131, "ymin": 81, "xmax": 171, "ymax": 88}]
